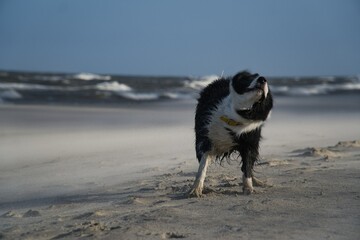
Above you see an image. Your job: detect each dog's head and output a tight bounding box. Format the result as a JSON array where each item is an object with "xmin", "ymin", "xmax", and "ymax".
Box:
[{"xmin": 230, "ymin": 71, "xmax": 273, "ymax": 120}]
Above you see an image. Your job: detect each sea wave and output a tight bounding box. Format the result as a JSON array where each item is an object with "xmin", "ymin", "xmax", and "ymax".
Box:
[
  {"xmin": 0, "ymin": 81, "xmax": 134, "ymax": 92},
  {"xmin": 271, "ymin": 82, "xmax": 360, "ymax": 96},
  {"xmin": 73, "ymin": 72, "xmax": 111, "ymax": 81},
  {"xmin": 0, "ymin": 82, "xmax": 58, "ymax": 90},
  {"xmin": 0, "ymin": 71, "xmax": 359, "ymax": 104},
  {"xmin": 184, "ymin": 75, "xmax": 220, "ymax": 90},
  {"xmin": 162, "ymin": 92, "xmax": 193, "ymax": 100},
  {"xmin": 116, "ymin": 91, "xmax": 193, "ymax": 101},
  {"xmin": 0, "ymin": 89, "xmax": 22, "ymax": 101},
  {"xmin": 95, "ymin": 81, "xmax": 132, "ymax": 92},
  {"xmin": 117, "ymin": 92, "xmax": 159, "ymax": 101}
]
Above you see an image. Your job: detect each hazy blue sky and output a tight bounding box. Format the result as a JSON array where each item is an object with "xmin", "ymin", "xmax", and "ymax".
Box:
[{"xmin": 0, "ymin": 0, "xmax": 359, "ymax": 77}]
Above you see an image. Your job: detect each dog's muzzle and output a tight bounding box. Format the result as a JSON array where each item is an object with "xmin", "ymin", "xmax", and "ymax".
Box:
[{"xmin": 254, "ymin": 76, "xmax": 269, "ymax": 98}]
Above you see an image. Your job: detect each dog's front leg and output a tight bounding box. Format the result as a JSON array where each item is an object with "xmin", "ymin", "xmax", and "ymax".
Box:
[
  {"xmin": 240, "ymin": 150, "xmax": 257, "ymax": 194},
  {"xmin": 188, "ymin": 153, "xmax": 211, "ymax": 198},
  {"xmin": 242, "ymin": 174, "xmax": 254, "ymax": 195}
]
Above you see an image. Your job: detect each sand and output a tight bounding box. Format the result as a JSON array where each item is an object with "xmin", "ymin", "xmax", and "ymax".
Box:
[{"xmin": 1, "ymin": 95, "xmax": 360, "ymax": 239}]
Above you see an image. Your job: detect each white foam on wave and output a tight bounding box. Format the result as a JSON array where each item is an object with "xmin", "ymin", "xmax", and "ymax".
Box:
[
  {"xmin": 95, "ymin": 81, "xmax": 132, "ymax": 92},
  {"xmin": 96, "ymin": 82, "xmax": 193, "ymax": 101},
  {"xmin": 34, "ymin": 75, "xmax": 64, "ymax": 81},
  {"xmin": 341, "ymin": 82, "xmax": 360, "ymax": 90},
  {"xmin": 270, "ymin": 86, "xmax": 289, "ymax": 94},
  {"xmin": 0, "ymin": 83, "xmax": 58, "ymax": 90},
  {"xmin": 73, "ymin": 72, "xmax": 111, "ymax": 81},
  {"xmin": 271, "ymin": 82, "xmax": 360, "ymax": 96},
  {"xmin": 0, "ymin": 81, "xmax": 134, "ymax": 93},
  {"xmin": 184, "ymin": 75, "xmax": 220, "ymax": 90},
  {"xmin": 0, "ymin": 90, "xmax": 22, "ymax": 101},
  {"xmin": 117, "ymin": 92, "xmax": 159, "ymax": 101},
  {"xmin": 162, "ymin": 92, "xmax": 193, "ymax": 100},
  {"xmin": 95, "ymin": 81, "xmax": 159, "ymax": 100},
  {"xmin": 115, "ymin": 91, "xmax": 193, "ymax": 101}
]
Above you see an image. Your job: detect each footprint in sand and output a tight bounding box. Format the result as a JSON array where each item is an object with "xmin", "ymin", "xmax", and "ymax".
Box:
[
  {"xmin": 1, "ymin": 211, "xmax": 22, "ymax": 218},
  {"xmin": 161, "ymin": 232, "xmax": 187, "ymax": 239},
  {"xmin": 2, "ymin": 210, "xmax": 41, "ymax": 218},
  {"xmin": 334, "ymin": 140, "xmax": 360, "ymax": 148},
  {"xmin": 294, "ymin": 140, "xmax": 360, "ymax": 160},
  {"xmin": 259, "ymin": 159, "xmax": 290, "ymax": 167},
  {"xmin": 293, "ymin": 147, "xmax": 341, "ymax": 159},
  {"xmin": 23, "ymin": 209, "xmax": 41, "ymax": 217},
  {"xmin": 73, "ymin": 210, "xmax": 110, "ymax": 220}
]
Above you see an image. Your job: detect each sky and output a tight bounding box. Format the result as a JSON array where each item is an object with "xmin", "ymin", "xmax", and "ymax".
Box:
[{"xmin": 0, "ymin": 0, "xmax": 359, "ymax": 77}]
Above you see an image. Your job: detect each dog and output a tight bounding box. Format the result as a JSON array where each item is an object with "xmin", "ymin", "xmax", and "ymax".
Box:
[{"xmin": 188, "ymin": 71, "xmax": 273, "ymax": 197}]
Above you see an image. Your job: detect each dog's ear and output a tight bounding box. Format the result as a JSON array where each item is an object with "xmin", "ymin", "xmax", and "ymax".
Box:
[
  {"xmin": 233, "ymin": 71, "xmax": 252, "ymax": 81},
  {"xmin": 231, "ymin": 71, "xmax": 258, "ymax": 94}
]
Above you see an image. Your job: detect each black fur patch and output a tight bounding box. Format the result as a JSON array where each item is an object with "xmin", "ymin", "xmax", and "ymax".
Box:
[
  {"xmin": 236, "ymin": 96, "xmax": 273, "ymax": 120},
  {"xmin": 194, "ymin": 70, "xmax": 273, "ymax": 179},
  {"xmin": 225, "ymin": 127, "xmax": 262, "ymax": 165},
  {"xmin": 195, "ymin": 78, "xmax": 230, "ymax": 161},
  {"xmin": 231, "ymin": 71, "xmax": 259, "ymax": 94}
]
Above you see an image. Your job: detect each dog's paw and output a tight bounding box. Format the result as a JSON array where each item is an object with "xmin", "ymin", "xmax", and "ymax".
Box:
[
  {"xmin": 243, "ymin": 186, "xmax": 255, "ymax": 195},
  {"xmin": 187, "ymin": 187, "xmax": 203, "ymax": 198},
  {"xmin": 242, "ymin": 177, "xmax": 255, "ymax": 195}
]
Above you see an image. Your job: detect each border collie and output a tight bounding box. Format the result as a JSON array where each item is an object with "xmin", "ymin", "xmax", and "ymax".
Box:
[{"xmin": 188, "ymin": 71, "xmax": 273, "ymax": 197}]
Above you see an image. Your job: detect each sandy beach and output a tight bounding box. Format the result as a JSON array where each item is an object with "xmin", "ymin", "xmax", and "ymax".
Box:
[{"xmin": 1, "ymin": 94, "xmax": 360, "ymax": 239}]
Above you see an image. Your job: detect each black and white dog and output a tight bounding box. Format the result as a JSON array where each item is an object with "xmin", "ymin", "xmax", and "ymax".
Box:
[{"xmin": 189, "ymin": 71, "xmax": 273, "ymax": 197}]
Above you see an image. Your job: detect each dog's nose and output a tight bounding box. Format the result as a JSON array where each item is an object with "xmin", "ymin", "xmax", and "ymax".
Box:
[{"xmin": 257, "ymin": 77, "xmax": 267, "ymax": 84}]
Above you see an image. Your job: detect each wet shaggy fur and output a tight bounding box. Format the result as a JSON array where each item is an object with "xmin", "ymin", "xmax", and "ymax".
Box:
[{"xmin": 189, "ymin": 71, "xmax": 273, "ymax": 196}]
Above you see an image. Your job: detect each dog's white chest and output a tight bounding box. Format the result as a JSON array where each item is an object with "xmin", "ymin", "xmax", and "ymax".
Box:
[
  {"xmin": 208, "ymin": 120, "xmax": 236, "ymax": 153},
  {"xmin": 206, "ymin": 97, "xmax": 264, "ymax": 155}
]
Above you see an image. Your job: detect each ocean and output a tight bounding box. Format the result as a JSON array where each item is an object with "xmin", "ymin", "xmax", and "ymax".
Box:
[{"xmin": 0, "ymin": 71, "xmax": 359, "ymax": 105}]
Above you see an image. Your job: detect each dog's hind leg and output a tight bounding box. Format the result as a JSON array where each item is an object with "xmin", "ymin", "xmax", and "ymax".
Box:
[
  {"xmin": 240, "ymin": 145, "xmax": 258, "ymax": 195},
  {"xmin": 188, "ymin": 153, "xmax": 211, "ymax": 198},
  {"xmin": 242, "ymin": 174, "xmax": 254, "ymax": 195}
]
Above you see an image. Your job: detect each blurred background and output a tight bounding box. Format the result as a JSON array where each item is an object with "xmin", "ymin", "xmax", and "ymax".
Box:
[{"xmin": 0, "ymin": 0, "xmax": 359, "ymax": 104}]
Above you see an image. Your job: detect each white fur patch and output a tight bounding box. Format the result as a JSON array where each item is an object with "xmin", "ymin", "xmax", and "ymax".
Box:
[
  {"xmin": 189, "ymin": 154, "xmax": 212, "ymax": 197},
  {"xmin": 204, "ymin": 79, "xmax": 270, "ymax": 157},
  {"xmin": 243, "ymin": 175, "xmax": 254, "ymax": 194},
  {"xmin": 206, "ymin": 91, "xmax": 264, "ymax": 155},
  {"xmin": 263, "ymin": 82, "xmax": 269, "ymax": 98},
  {"xmin": 244, "ymin": 76, "xmax": 269, "ymax": 99},
  {"xmin": 230, "ymin": 85, "xmax": 262, "ymax": 110},
  {"xmin": 243, "ymin": 176, "xmax": 253, "ymax": 189}
]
